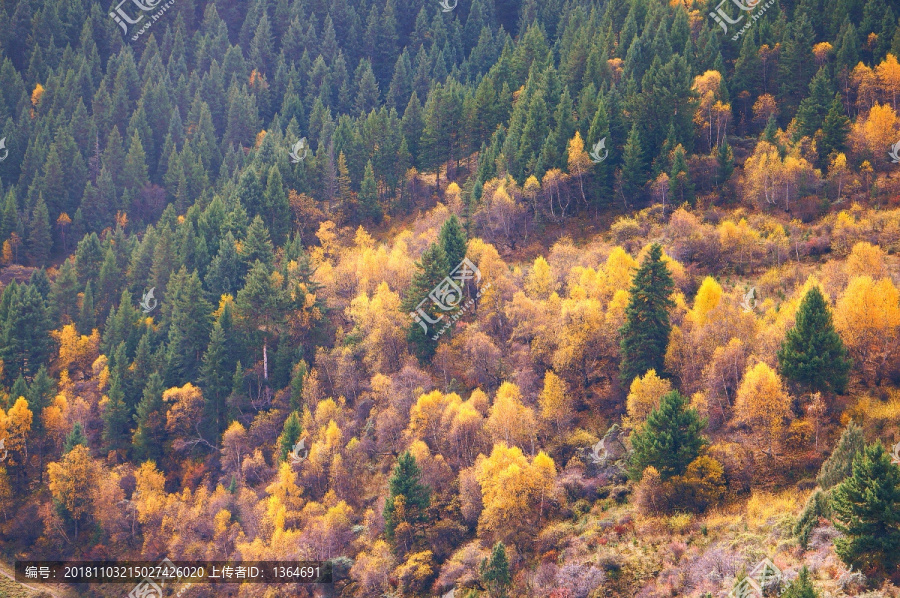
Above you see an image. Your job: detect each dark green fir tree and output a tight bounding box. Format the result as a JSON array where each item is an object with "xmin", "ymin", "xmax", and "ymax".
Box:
[
  {"xmin": 277, "ymin": 411, "xmax": 302, "ymax": 462},
  {"xmin": 831, "ymin": 441, "xmax": 900, "ymax": 575},
  {"xmin": 480, "ymin": 542, "xmax": 512, "ymax": 598},
  {"xmin": 403, "ymin": 242, "xmax": 450, "ymax": 362},
  {"xmin": 619, "ymin": 243, "xmax": 674, "ymax": 385},
  {"xmin": 777, "ymin": 286, "xmax": 851, "ymax": 394},
  {"xmin": 630, "ymin": 390, "xmax": 708, "ymax": 480},
  {"xmin": 383, "ymin": 450, "xmax": 431, "ymax": 545}
]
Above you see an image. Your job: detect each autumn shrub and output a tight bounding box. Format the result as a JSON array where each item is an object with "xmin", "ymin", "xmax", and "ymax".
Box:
[
  {"xmin": 844, "ymin": 392, "xmax": 900, "ymax": 434},
  {"xmin": 634, "ymin": 467, "xmax": 666, "ymax": 515},
  {"xmin": 668, "ymin": 455, "xmax": 727, "ymax": 512},
  {"xmin": 394, "ymin": 550, "xmax": 436, "ymax": 594},
  {"xmin": 610, "ymin": 217, "xmax": 645, "ymax": 251},
  {"xmin": 635, "ymin": 456, "xmax": 725, "ymax": 514},
  {"xmin": 666, "ymin": 513, "xmax": 693, "ymax": 534},
  {"xmin": 553, "ymin": 562, "xmax": 606, "ymax": 598},
  {"xmin": 745, "ymin": 490, "xmax": 803, "ymax": 534}
]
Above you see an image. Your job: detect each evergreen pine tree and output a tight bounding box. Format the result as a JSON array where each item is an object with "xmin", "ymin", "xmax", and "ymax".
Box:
[
  {"xmin": 794, "ymin": 489, "xmax": 832, "ymax": 549},
  {"xmin": 630, "ymin": 390, "xmax": 708, "ymax": 480},
  {"xmin": 289, "ymin": 361, "xmax": 307, "ymax": 412},
  {"xmin": 63, "ymin": 422, "xmax": 88, "ymax": 454},
  {"xmin": 588, "ymin": 98, "xmax": 613, "ymax": 201},
  {"xmin": 717, "ymin": 138, "xmax": 734, "ymax": 185},
  {"xmin": 480, "ymin": 542, "xmax": 512, "ymax": 598},
  {"xmin": 263, "ymin": 165, "xmax": 290, "ymax": 246},
  {"xmin": 26, "ymin": 366, "xmax": 54, "ymax": 417},
  {"xmin": 795, "ymin": 67, "xmax": 835, "ymax": 139},
  {"xmin": 242, "ymin": 216, "xmax": 275, "ymax": 268},
  {"xmin": 132, "ymin": 373, "xmax": 165, "ymax": 463},
  {"xmin": 277, "ymin": 411, "xmax": 302, "ymax": 462},
  {"xmin": 817, "ymin": 422, "xmax": 866, "ymax": 490},
  {"xmin": 359, "ymin": 160, "xmax": 381, "ymax": 223},
  {"xmin": 26, "ymin": 196, "xmax": 51, "ymax": 266},
  {"xmin": 831, "ymin": 441, "xmax": 900, "ymax": 574},
  {"xmin": 782, "ymin": 566, "xmax": 818, "ymax": 598},
  {"xmin": 777, "ymin": 286, "xmax": 851, "ymax": 394},
  {"xmin": 2, "ymin": 283, "xmax": 53, "ymax": 380},
  {"xmin": 0, "ymin": 190, "xmax": 19, "ymax": 245},
  {"xmin": 820, "ymin": 95, "xmax": 851, "ymax": 161},
  {"xmin": 200, "ymin": 321, "xmax": 230, "ymax": 438},
  {"xmin": 622, "ymin": 124, "xmax": 647, "ymax": 200},
  {"xmin": 668, "ymin": 145, "xmax": 692, "ymax": 205},
  {"xmin": 49, "ymin": 258, "xmax": 78, "ymax": 323},
  {"xmin": 403, "ymin": 243, "xmax": 450, "ymax": 361},
  {"xmin": 102, "ymin": 372, "xmax": 131, "ymax": 454},
  {"xmin": 439, "ymin": 214, "xmax": 467, "ymax": 269},
  {"xmin": 619, "ymin": 244, "xmax": 674, "ymax": 385},
  {"xmin": 9, "ymin": 376, "xmax": 27, "ymax": 407},
  {"xmin": 74, "ymin": 233, "xmax": 104, "ymax": 286},
  {"xmin": 383, "ymin": 450, "xmax": 431, "ymax": 544}
]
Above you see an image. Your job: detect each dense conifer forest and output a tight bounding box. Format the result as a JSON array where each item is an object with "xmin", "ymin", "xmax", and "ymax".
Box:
[{"xmin": 0, "ymin": 0, "xmax": 899, "ymax": 595}]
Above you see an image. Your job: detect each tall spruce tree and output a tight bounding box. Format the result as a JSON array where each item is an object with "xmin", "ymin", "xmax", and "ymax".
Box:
[
  {"xmin": 480, "ymin": 542, "xmax": 512, "ymax": 598},
  {"xmin": 619, "ymin": 243, "xmax": 674, "ymax": 385},
  {"xmin": 630, "ymin": 390, "xmax": 708, "ymax": 480},
  {"xmin": 359, "ymin": 160, "xmax": 381, "ymax": 223},
  {"xmin": 383, "ymin": 450, "xmax": 431, "ymax": 545},
  {"xmin": 820, "ymin": 95, "xmax": 851, "ymax": 161},
  {"xmin": 63, "ymin": 422, "xmax": 88, "ymax": 454},
  {"xmin": 277, "ymin": 411, "xmax": 303, "ymax": 462},
  {"xmin": 817, "ymin": 422, "xmax": 865, "ymax": 490},
  {"xmin": 403, "ymin": 242, "xmax": 450, "ymax": 361},
  {"xmin": 131, "ymin": 373, "xmax": 166, "ymax": 463},
  {"xmin": 439, "ymin": 214, "xmax": 467, "ymax": 269},
  {"xmin": 102, "ymin": 372, "xmax": 131, "ymax": 454},
  {"xmin": 831, "ymin": 441, "xmax": 900, "ymax": 575},
  {"xmin": 777, "ymin": 286, "xmax": 851, "ymax": 394}
]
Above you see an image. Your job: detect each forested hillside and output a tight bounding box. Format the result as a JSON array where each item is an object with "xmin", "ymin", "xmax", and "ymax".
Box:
[{"xmin": 0, "ymin": 0, "xmax": 899, "ymax": 595}]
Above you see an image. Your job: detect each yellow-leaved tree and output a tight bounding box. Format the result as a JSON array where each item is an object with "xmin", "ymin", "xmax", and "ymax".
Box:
[
  {"xmin": 834, "ymin": 276, "xmax": 900, "ymax": 385},
  {"xmin": 475, "ymin": 443, "xmax": 556, "ymax": 544},
  {"xmin": 538, "ymin": 370, "xmax": 572, "ymax": 433},
  {"xmin": 525, "ymin": 256, "xmax": 558, "ymax": 300},
  {"xmin": 164, "ymin": 383, "xmax": 205, "ymax": 450},
  {"xmin": 486, "ymin": 382, "xmax": 537, "ymax": 449},
  {"xmin": 567, "ymin": 131, "xmax": 592, "ymax": 206},
  {"xmin": 734, "ymin": 362, "xmax": 792, "ymax": 457},
  {"xmin": 0, "ymin": 397, "xmax": 32, "ymax": 472},
  {"xmin": 47, "ymin": 445, "xmax": 100, "ymax": 538},
  {"xmin": 625, "ymin": 369, "xmax": 673, "ymax": 428},
  {"xmin": 50, "ymin": 324, "xmax": 100, "ymax": 377}
]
